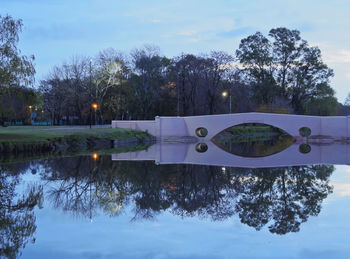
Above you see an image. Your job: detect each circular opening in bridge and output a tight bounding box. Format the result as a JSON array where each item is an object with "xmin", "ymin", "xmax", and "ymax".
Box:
[
  {"xmin": 299, "ymin": 127, "xmax": 311, "ymax": 137},
  {"xmin": 195, "ymin": 143, "xmax": 208, "ymax": 153},
  {"xmin": 299, "ymin": 144, "xmax": 311, "ymax": 154},
  {"xmin": 195, "ymin": 127, "xmax": 208, "ymax": 137}
]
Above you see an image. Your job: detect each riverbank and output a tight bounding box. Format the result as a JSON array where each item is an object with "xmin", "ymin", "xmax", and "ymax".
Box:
[
  {"xmin": 0, "ymin": 126, "xmax": 154, "ymax": 154},
  {"xmin": 0, "ymin": 144, "xmax": 152, "ymax": 165}
]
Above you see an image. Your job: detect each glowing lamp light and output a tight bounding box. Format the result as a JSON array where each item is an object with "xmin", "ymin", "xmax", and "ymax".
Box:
[
  {"xmin": 92, "ymin": 103, "xmax": 98, "ymax": 110},
  {"xmin": 92, "ymin": 153, "xmax": 99, "ymax": 160},
  {"xmin": 222, "ymin": 91, "xmax": 228, "ymax": 97}
]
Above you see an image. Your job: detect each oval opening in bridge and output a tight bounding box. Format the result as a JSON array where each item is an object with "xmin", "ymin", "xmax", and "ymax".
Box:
[
  {"xmin": 211, "ymin": 123, "xmax": 295, "ymax": 157},
  {"xmin": 299, "ymin": 144, "xmax": 311, "ymax": 154},
  {"xmin": 299, "ymin": 127, "xmax": 311, "ymax": 137},
  {"xmin": 195, "ymin": 143, "xmax": 208, "ymax": 153},
  {"xmin": 195, "ymin": 127, "xmax": 208, "ymax": 137}
]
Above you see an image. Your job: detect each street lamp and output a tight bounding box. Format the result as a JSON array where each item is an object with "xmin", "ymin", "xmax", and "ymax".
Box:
[
  {"xmin": 92, "ymin": 103, "xmax": 98, "ymax": 126},
  {"xmin": 89, "ymin": 58, "xmax": 93, "ymax": 129},
  {"xmin": 28, "ymin": 105, "xmax": 33, "ymax": 125},
  {"xmin": 177, "ymin": 72, "xmax": 181, "ymax": 116},
  {"xmin": 221, "ymin": 91, "xmax": 232, "ymax": 113}
]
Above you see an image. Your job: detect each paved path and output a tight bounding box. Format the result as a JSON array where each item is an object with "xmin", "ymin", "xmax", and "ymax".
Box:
[{"xmin": 44, "ymin": 125, "xmax": 111, "ymax": 130}]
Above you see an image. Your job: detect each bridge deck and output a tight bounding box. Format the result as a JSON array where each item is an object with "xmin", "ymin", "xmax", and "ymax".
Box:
[{"xmin": 112, "ymin": 113, "xmax": 350, "ymax": 141}]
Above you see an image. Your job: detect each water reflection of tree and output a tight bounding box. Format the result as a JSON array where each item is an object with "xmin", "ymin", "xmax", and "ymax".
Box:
[
  {"xmin": 0, "ymin": 165, "xmax": 43, "ymax": 258},
  {"xmin": 235, "ymin": 165, "xmax": 333, "ymax": 234},
  {"xmin": 168, "ymin": 165, "xmax": 240, "ymax": 221},
  {"xmin": 41, "ymin": 157, "xmax": 100, "ymax": 218},
  {"xmin": 41, "ymin": 156, "xmax": 334, "ymax": 234},
  {"xmin": 41, "ymin": 156, "xmax": 132, "ymax": 218}
]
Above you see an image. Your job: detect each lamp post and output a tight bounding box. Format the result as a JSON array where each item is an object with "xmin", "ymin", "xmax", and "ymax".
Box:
[
  {"xmin": 221, "ymin": 91, "xmax": 232, "ymax": 113},
  {"xmin": 177, "ymin": 72, "xmax": 181, "ymax": 116},
  {"xmin": 89, "ymin": 58, "xmax": 92, "ymax": 129},
  {"xmin": 92, "ymin": 103, "xmax": 98, "ymax": 126},
  {"xmin": 28, "ymin": 105, "xmax": 33, "ymax": 125}
]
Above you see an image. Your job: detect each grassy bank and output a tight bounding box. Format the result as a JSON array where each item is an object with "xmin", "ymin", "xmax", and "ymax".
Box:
[
  {"xmin": 0, "ymin": 126, "xmax": 152, "ymax": 154},
  {"xmin": 224, "ymin": 124, "xmax": 278, "ymax": 136}
]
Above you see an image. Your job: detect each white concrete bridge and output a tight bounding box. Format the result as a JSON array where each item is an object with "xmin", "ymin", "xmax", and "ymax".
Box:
[{"xmin": 112, "ymin": 113, "xmax": 350, "ymax": 140}]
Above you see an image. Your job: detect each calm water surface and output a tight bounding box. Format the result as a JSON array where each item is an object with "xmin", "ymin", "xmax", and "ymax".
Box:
[{"xmin": 1, "ymin": 142, "xmax": 350, "ymax": 259}]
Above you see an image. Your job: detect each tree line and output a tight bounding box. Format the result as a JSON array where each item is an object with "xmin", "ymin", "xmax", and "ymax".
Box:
[{"xmin": 1, "ymin": 14, "xmax": 349, "ymax": 126}]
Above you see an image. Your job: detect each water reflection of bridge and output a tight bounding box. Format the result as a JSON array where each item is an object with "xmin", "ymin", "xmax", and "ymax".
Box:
[{"xmin": 112, "ymin": 142, "xmax": 350, "ymax": 168}]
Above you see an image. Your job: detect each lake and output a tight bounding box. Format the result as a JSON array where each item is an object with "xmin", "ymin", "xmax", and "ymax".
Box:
[{"xmin": 1, "ymin": 141, "xmax": 350, "ymax": 259}]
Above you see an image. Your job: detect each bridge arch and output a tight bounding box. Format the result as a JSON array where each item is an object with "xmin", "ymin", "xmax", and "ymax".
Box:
[{"xmin": 183, "ymin": 113, "xmax": 322, "ymax": 140}]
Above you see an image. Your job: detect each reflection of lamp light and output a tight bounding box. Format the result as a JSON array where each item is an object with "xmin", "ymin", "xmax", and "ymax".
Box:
[{"xmin": 92, "ymin": 153, "xmax": 98, "ymax": 160}]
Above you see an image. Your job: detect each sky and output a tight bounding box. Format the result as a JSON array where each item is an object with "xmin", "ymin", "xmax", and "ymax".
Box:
[{"xmin": 0, "ymin": 0, "xmax": 349, "ymax": 102}]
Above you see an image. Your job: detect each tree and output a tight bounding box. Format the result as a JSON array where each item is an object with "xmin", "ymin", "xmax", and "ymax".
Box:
[
  {"xmin": 202, "ymin": 51, "xmax": 234, "ymax": 114},
  {"xmin": 129, "ymin": 45, "xmax": 170, "ymax": 119},
  {"xmin": 171, "ymin": 54, "xmax": 204, "ymax": 115},
  {"xmin": 40, "ymin": 74, "xmax": 69, "ymax": 125},
  {"xmin": 169, "ymin": 52, "xmax": 234, "ymax": 116},
  {"xmin": 269, "ymin": 28, "xmax": 307, "ymax": 95},
  {"xmin": 0, "ymin": 85, "xmax": 40, "ymax": 125},
  {"xmin": 236, "ymin": 28, "xmax": 336, "ymax": 114},
  {"xmin": 288, "ymin": 45, "xmax": 334, "ymax": 114},
  {"xmin": 0, "ymin": 15, "xmax": 35, "ymax": 125},
  {"xmin": 93, "ymin": 48, "xmax": 129, "ymax": 122},
  {"xmin": 236, "ymin": 32, "xmax": 278, "ymax": 105},
  {"xmin": 304, "ymin": 96, "xmax": 339, "ymax": 116},
  {"xmin": 40, "ymin": 57, "xmax": 91, "ymax": 125},
  {"xmin": 345, "ymin": 93, "xmax": 350, "ymax": 106}
]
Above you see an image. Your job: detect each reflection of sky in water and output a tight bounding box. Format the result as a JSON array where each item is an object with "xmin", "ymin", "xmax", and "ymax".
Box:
[
  {"xmin": 18, "ymin": 164, "xmax": 350, "ymax": 259},
  {"xmin": 331, "ymin": 165, "xmax": 350, "ymax": 197}
]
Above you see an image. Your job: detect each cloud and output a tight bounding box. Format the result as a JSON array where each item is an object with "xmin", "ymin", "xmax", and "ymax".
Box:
[
  {"xmin": 298, "ymin": 22, "xmax": 316, "ymax": 32},
  {"xmin": 333, "ymin": 183, "xmax": 350, "ymax": 197},
  {"xmin": 187, "ymin": 37, "xmax": 200, "ymax": 43},
  {"xmin": 325, "ymin": 49, "xmax": 350, "ymax": 63},
  {"xmin": 177, "ymin": 29, "xmax": 197, "ymax": 36},
  {"xmin": 151, "ymin": 19, "xmax": 161, "ymax": 23},
  {"xmin": 218, "ymin": 27, "xmax": 254, "ymax": 38},
  {"xmin": 25, "ymin": 23, "xmax": 89, "ymax": 40},
  {"xmin": 300, "ymin": 248, "xmax": 349, "ymax": 259}
]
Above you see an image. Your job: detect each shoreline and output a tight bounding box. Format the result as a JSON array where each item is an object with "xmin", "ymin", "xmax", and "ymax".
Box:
[{"xmin": 0, "ymin": 126, "xmax": 155, "ymax": 155}]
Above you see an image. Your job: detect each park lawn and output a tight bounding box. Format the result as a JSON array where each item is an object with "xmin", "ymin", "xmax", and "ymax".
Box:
[{"xmin": 0, "ymin": 126, "xmax": 150, "ymax": 144}]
